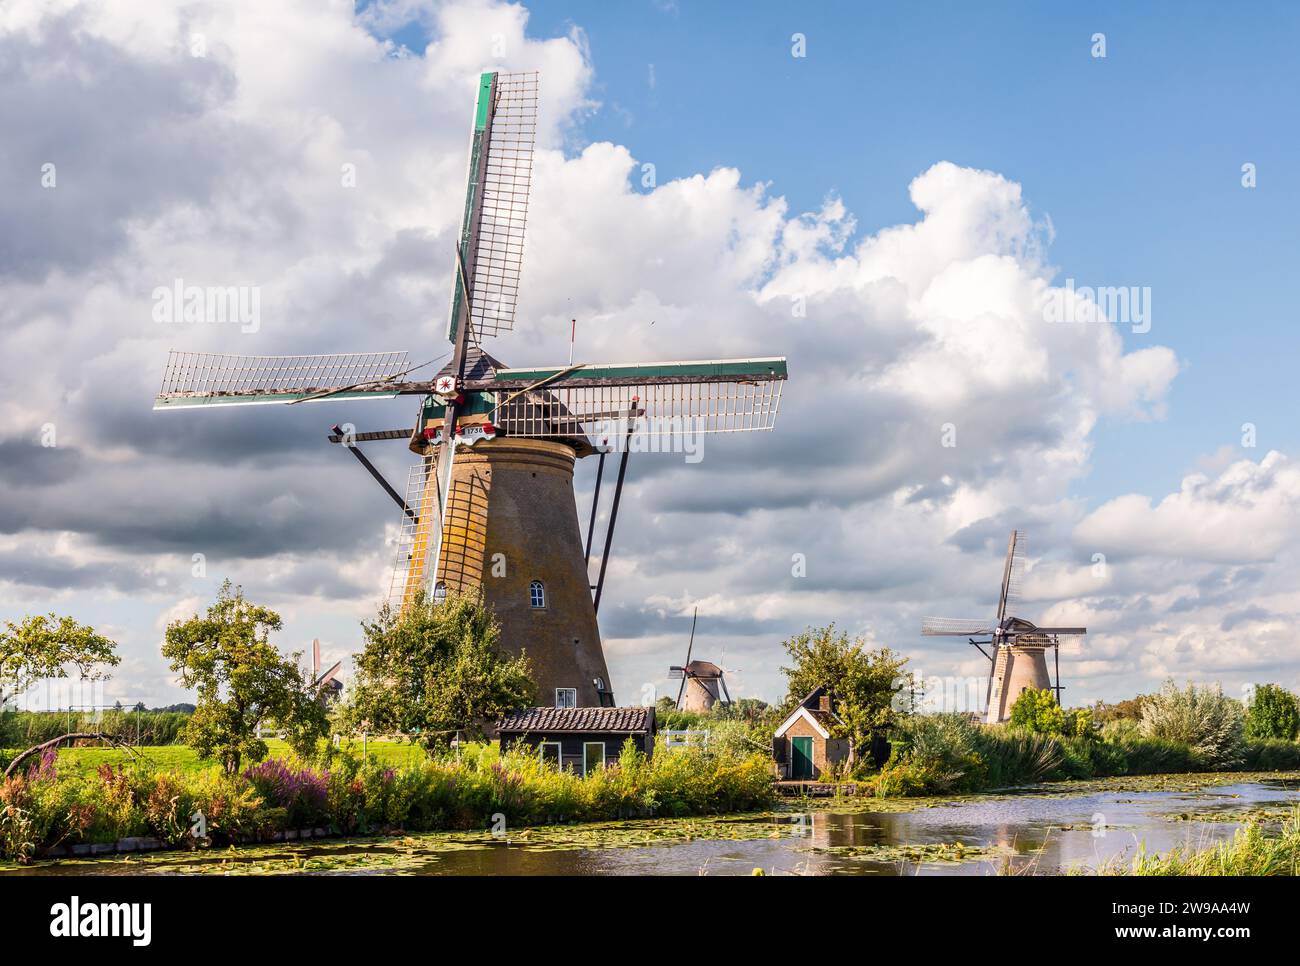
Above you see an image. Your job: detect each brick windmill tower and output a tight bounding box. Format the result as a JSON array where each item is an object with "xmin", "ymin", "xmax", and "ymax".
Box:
[
  {"xmin": 154, "ymin": 72, "xmax": 787, "ymax": 708},
  {"xmin": 921, "ymin": 531, "xmax": 1086, "ymax": 722}
]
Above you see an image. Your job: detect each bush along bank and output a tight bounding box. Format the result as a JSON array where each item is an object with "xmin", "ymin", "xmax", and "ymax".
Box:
[
  {"xmin": 870, "ymin": 713, "xmax": 1300, "ymax": 797},
  {"xmin": 0, "ymin": 741, "xmax": 775, "ymax": 864}
]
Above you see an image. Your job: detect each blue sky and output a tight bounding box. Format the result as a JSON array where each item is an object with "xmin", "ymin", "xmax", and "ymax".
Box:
[{"xmin": 482, "ymin": 1, "xmax": 1300, "ymax": 501}]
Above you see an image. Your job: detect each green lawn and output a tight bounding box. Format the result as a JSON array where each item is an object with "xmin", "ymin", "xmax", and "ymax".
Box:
[{"xmin": 43, "ymin": 739, "xmax": 429, "ymax": 776}]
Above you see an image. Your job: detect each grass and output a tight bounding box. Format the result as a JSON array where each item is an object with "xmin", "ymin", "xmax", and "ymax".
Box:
[
  {"xmin": 0, "ymin": 740, "xmax": 779, "ymax": 864},
  {"xmin": 1083, "ymin": 809, "xmax": 1300, "ymax": 875},
  {"xmin": 42, "ymin": 739, "xmax": 429, "ymax": 776}
]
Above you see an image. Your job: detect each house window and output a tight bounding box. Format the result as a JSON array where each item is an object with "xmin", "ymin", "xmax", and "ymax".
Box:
[
  {"xmin": 540, "ymin": 742, "xmax": 561, "ymax": 769},
  {"xmin": 433, "ymin": 581, "xmax": 447, "ymax": 602},
  {"xmin": 555, "ymin": 688, "xmax": 577, "ymax": 709},
  {"xmin": 582, "ymin": 742, "xmax": 605, "ymax": 776},
  {"xmin": 529, "ymin": 580, "xmax": 545, "ymax": 608}
]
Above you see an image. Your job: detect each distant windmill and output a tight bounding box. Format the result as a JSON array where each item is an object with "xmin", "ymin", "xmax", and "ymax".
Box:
[
  {"xmin": 668, "ymin": 608, "xmax": 733, "ymax": 713},
  {"xmin": 310, "ymin": 639, "xmax": 343, "ymax": 705},
  {"xmin": 921, "ymin": 531, "xmax": 1086, "ymax": 723}
]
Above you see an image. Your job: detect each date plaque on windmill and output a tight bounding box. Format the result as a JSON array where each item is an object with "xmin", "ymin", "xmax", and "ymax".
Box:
[{"xmin": 152, "ymin": 71, "xmax": 788, "ymax": 710}]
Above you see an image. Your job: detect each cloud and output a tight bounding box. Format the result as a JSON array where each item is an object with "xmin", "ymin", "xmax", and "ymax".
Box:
[
  {"xmin": 9, "ymin": 0, "xmax": 1291, "ymax": 709},
  {"xmin": 1075, "ymin": 451, "xmax": 1300, "ymax": 564}
]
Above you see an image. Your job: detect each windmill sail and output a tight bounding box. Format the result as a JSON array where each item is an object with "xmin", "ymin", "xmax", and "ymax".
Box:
[
  {"xmin": 452, "ymin": 71, "xmax": 538, "ymax": 341},
  {"xmin": 486, "ymin": 358, "xmax": 787, "ymax": 441},
  {"xmin": 921, "ymin": 617, "xmax": 995, "ymax": 636},
  {"xmin": 153, "ymin": 350, "xmax": 415, "ymax": 409},
  {"xmin": 672, "ymin": 607, "xmax": 699, "ymax": 708},
  {"xmin": 996, "ymin": 530, "xmax": 1026, "ymax": 623}
]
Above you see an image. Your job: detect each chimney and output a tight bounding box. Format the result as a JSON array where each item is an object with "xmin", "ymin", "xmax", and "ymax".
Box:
[{"xmin": 818, "ymin": 693, "xmax": 832, "ymax": 713}]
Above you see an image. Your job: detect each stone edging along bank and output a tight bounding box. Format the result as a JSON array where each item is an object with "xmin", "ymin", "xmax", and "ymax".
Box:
[{"xmin": 41, "ymin": 826, "xmax": 337, "ymax": 859}]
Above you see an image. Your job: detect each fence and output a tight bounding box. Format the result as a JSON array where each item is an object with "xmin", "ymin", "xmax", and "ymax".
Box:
[
  {"xmin": 663, "ymin": 729, "xmax": 710, "ymax": 749},
  {"xmin": 0, "ymin": 706, "xmax": 190, "ymax": 748}
]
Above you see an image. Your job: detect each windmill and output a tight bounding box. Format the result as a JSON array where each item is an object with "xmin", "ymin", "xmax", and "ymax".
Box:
[
  {"xmin": 921, "ymin": 531, "xmax": 1086, "ymax": 724},
  {"xmin": 668, "ymin": 608, "xmax": 733, "ymax": 713},
  {"xmin": 152, "ymin": 71, "xmax": 787, "ymax": 709},
  {"xmin": 310, "ymin": 638, "xmax": 343, "ymax": 705}
]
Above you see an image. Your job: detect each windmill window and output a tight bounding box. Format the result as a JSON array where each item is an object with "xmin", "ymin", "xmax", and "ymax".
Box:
[
  {"xmin": 433, "ymin": 581, "xmax": 447, "ymax": 602},
  {"xmin": 555, "ymin": 688, "xmax": 577, "ymax": 709},
  {"xmin": 529, "ymin": 580, "xmax": 546, "ymax": 608}
]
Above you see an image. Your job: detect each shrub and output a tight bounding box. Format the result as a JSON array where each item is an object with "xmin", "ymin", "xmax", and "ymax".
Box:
[
  {"xmin": 1139, "ymin": 681, "xmax": 1245, "ymax": 769},
  {"xmin": 1242, "ymin": 738, "xmax": 1300, "ymax": 771},
  {"xmin": 1009, "ymin": 689, "xmax": 1065, "ymax": 735},
  {"xmin": 1245, "ymin": 684, "xmax": 1300, "ymax": 741},
  {"xmin": 243, "ymin": 759, "xmax": 329, "ymax": 827},
  {"xmin": 1063, "ymin": 707, "xmax": 1096, "ymax": 740},
  {"xmin": 878, "ymin": 714, "xmax": 987, "ymax": 794},
  {"xmin": 973, "ymin": 727, "xmax": 1063, "ymax": 785}
]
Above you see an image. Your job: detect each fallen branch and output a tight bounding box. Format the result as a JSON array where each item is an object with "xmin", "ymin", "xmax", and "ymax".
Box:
[{"xmin": 3, "ymin": 732, "xmax": 142, "ymax": 779}]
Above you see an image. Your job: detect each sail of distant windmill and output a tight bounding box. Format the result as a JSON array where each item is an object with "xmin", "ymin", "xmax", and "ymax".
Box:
[
  {"xmin": 153, "ymin": 71, "xmax": 788, "ymax": 709},
  {"xmin": 668, "ymin": 608, "xmax": 732, "ymax": 713},
  {"xmin": 310, "ymin": 638, "xmax": 343, "ymax": 704},
  {"xmin": 921, "ymin": 531, "xmax": 1086, "ymax": 723}
]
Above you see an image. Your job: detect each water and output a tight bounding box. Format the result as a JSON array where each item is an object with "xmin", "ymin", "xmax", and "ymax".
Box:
[{"xmin": 9, "ymin": 777, "xmax": 1299, "ymax": 876}]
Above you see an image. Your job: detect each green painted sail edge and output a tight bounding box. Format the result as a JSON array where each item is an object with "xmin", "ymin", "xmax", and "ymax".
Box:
[
  {"xmin": 494, "ymin": 358, "xmax": 788, "ymax": 382},
  {"xmin": 447, "ymin": 72, "xmax": 497, "ymax": 344},
  {"xmin": 474, "ymin": 72, "xmax": 494, "ymax": 129}
]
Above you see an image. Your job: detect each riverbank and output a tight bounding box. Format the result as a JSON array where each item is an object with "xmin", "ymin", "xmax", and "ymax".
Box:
[
  {"xmin": 5, "ymin": 772, "xmax": 1297, "ymax": 876},
  {"xmin": 0, "ymin": 743, "xmax": 775, "ymax": 864}
]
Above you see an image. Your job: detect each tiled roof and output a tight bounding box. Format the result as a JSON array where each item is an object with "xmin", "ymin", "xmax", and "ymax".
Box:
[
  {"xmin": 497, "ymin": 706, "xmax": 655, "ymax": 734},
  {"xmin": 807, "ymin": 708, "xmax": 839, "ymax": 729}
]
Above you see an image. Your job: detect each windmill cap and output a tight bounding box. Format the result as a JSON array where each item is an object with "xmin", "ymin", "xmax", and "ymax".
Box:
[{"xmin": 683, "ymin": 660, "xmax": 723, "ymax": 677}]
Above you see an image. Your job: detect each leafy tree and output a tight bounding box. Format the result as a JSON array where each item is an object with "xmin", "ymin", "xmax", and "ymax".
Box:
[
  {"xmin": 0, "ymin": 614, "xmax": 119, "ymax": 709},
  {"xmin": 1009, "ymin": 688, "xmax": 1066, "ymax": 734},
  {"xmin": 779, "ymin": 624, "xmax": 908, "ymax": 754},
  {"xmin": 1245, "ymin": 683, "xmax": 1300, "ymax": 741},
  {"xmin": 1091, "ymin": 695, "xmax": 1150, "ymax": 724},
  {"xmin": 343, "ymin": 590, "xmax": 535, "ymax": 752},
  {"xmin": 162, "ymin": 581, "xmax": 328, "ymax": 774}
]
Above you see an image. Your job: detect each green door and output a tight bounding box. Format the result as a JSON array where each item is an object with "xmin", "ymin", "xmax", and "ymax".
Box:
[{"xmin": 790, "ymin": 736, "xmax": 815, "ymax": 780}]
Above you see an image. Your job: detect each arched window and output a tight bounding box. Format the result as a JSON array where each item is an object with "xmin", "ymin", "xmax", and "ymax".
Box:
[
  {"xmin": 433, "ymin": 581, "xmax": 447, "ymax": 602},
  {"xmin": 529, "ymin": 580, "xmax": 545, "ymax": 608}
]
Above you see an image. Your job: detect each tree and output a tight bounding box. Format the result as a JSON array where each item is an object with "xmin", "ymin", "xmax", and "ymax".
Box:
[
  {"xmin": 343, "ymin": 589, "xmax": 535, "ymax": 752},
  {"xmin": 162, "ymin": 581, "xmax": 327, "ymax": 774},
  {"xmin": 779, "ymin": 624, "xmax": 908, "ymax": 754},
  {"xmin": 1009, "ymin": 688, "xmax": 1065, "ymax": 734},
  {"xmin": 0, "ymin": 614, "xmax": 119, "ymax": 708},
  {"xmin": 1245, "ymin": 683, "xmax": 1300, "ymax": 741},
  {"xmin": 1091, "ymin": 694, "xmax": 1150, "ymax": 724}
]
